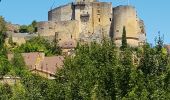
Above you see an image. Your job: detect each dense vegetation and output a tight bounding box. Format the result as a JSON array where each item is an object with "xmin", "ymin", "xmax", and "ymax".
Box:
[
  {"xmin": 19, "ymin": 20, "xmax": 37, "ymax": 33},
  {"xmin": 14, "ymin": 36, "xmax": 61, "ymax": 56},
  {"xmin": 1, "ymin": 16, "xmax": 170, "ymax": 99},
  {"xmin": 1, "ymin": 39, "xmax": 170, "ymax": 99}
]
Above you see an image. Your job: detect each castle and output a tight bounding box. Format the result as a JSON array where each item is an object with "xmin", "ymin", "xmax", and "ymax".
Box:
[{"xmin": 37, "ymin": 0, "xmax": 146, "ymax": 47}]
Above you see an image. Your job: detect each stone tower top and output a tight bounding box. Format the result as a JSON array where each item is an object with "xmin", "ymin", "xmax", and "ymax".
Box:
[{"xmin": 75, "ymin": 0, "xmax": 97, "ymax": 2}]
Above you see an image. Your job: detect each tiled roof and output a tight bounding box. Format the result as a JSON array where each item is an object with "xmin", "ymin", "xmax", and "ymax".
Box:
[
  {"xmin": 8, "ymin": 52, "xmax": 64, "ymax": 76},
  {"xmin": 21, "ymin": 52, "xmax": 44, "ymax": 70},
  {"xmin": 37, "ymin": 56, "xmax": 64, "ymax": 75}
]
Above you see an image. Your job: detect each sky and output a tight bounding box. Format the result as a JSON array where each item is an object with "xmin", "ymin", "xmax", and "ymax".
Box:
[{"xmin": 0, "ymin": 0, "xmax": 170, "ymax": 44}]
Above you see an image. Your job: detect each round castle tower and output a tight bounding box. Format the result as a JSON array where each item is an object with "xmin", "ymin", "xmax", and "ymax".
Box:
[{"xmin": 112, "ymin": 5, "xmax": 142, "ymax": 47}]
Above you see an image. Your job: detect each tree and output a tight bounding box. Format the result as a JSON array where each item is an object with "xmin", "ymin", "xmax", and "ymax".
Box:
[
  {"xmin": 0, "ymin": 16, "xmax": 6, "ymax": 33},
  {"xmin": 0, "ymin": 16, "xmax": 7, "ymax": 51},
  {"xmin": 54, "ymin": 39, "xmax": 118, "ymax": 99},
  {"xmin": 19, "ymin": 20, "xmax": 37, "ymax": 33},
  {"xmin": 31, "ymin": 20, "xmax": 37, "ymax": 32},
  {"xmin": 0, "ymin": 55, "xmax": 11, "ymax": 77},
  {"xmin": 11, "ymin": 52, "xmax": 27, "ymax": 77},
  {"xmin": 27, "ymin": 25, "xmax": 35, "ymax": 34},
  {"xmin": 15, "ymin": 36, "xmax": 61, "ymax": 56},
  {"xmin": 0, "ymin": 84, "xmax": 13, "ymax": 100},
  {"xmin": 19, "ymin": 25, "xmax": 28, "ymax": 33},
  {"xmin": 121, "ymin": 26, "xmax": 127, "ymax": 50}
]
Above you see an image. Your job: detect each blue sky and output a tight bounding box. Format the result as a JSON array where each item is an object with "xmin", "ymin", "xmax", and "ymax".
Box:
[{"xmin": 0, "ymin": 0, "xmax": 170, "ymax": 44}]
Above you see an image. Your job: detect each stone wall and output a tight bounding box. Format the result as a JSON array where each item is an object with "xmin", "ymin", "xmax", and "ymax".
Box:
[
  {"xmin": 37, "ymin": 20, "xmax": 79, "ymax": 44},
  {"xmin": 48, "ymin": 3, "xmax": 73, "ymax": 21},
  {"xmin": 74, "ymin": 2, "xmax": 112, "ymax": 43},
  {"xmin": 91, "ymin": 2, "xmax": 112, "ymax": 37}
]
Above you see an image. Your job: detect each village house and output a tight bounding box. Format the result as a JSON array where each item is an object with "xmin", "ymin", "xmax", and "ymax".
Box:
[{"xmin": 8, "ymin": 52, "xmax": 64, "ymax": 79}]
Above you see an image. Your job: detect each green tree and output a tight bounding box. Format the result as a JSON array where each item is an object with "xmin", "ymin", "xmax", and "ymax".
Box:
[
  {"xmin": 11, "ymin": 52, "xmax": 27, "ymax": 77},
  {"xmin": 0, "ymin": 55, "xmax": 11, "ymax": 77},
  {"xmin": 55, "ymin": 39, "xmax": 118, "ymax": 99},
  {"xmin": 11, "ymin": 83, "xmax": 27, "ymax": 100},
  {"xmin": 19, "ymin": 20, "xmax": 37, "ymax": 33},
  {"xmin": 19, "ymin": 25, "xmax": 28, "ymax": 33},
  {"xmin": 121, "ymin": 26, "xmax": 127, "ymax": 50},
  {"xmin": 15, "ymin": 36, "xmax": 61, "ymax": 56},
  {"xmin": 0, "ymin": 16, "xmax": 7, "ymax": 51},
  {"xmin": 27, "ymin": 25, "xmax": 35, "ymax": 34},
  {"xmin": 0, "ymin": 84, "xmax": 13, "ymax": 100},
  {"xmin": 0, "ymin": 16, "xmax": 6, "ymax": 33},
  {"xmin": 31, "ymin": 20, "xmax": 37, "ymax": 32}
]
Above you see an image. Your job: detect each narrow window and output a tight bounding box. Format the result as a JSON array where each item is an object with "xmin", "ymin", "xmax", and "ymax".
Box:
[
  {"xmin": 110, "ymin": 18, "xmax": 112, "ymax": 21},
  {"xmin": 98, "ymin": 18, "xmax": 100, "ymax": 22},
  {"xmin": 97, "ymin": 10, "xmax": 100, "ymax": 13}
]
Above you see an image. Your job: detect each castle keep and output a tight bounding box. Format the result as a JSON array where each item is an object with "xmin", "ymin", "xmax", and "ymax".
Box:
[{"xmin": 37, "ymin": 0, "xmax": 146, "ymax": 47}]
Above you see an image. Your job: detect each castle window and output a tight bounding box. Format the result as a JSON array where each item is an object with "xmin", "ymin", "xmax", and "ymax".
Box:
[
  {"xmin": 98, "ymin": 18, "xmax": 100, "ymax": 22},
  {"xmin": 110, "ymin": 18, "xmax": 112, "ymax": 21},
  {"xmin": 71, "ymin": 35, "xmax": 72, "ymax": 39},
  {"xmin": 97, "ymin": 10, "xmax": 100, "ymax": 13}
]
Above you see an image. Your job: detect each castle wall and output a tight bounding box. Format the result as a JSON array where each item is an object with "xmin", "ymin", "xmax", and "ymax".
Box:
[
  {"xmin": 37, "ymin": 20, "xmax": 79, "ymax": 44},
  {"xmin": 42, "ymin": 2, "xmax": 146, "ymax": 47},
  {"xmin": 74, "ymin": 2, "xmax": 112, "ymax": 43},
  {"xmin": 137, "ymin": 19, "xmax": 146, "ymax": 45},
  {"xmin": 48, "ymin": 4, "xmax": 73, "ymax": 21},
  {"xmin": 91, "ymin": 2, "xmax": 112, "ymax": 37},
  {"xmin": 112, "ymin": 5, "xmax": 141, "ymax": 46}
]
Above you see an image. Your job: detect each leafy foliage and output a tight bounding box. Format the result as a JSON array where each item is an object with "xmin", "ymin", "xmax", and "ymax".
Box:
[
  {"xmin": 15, "ymin": 36, "xmax": 61, "ymax": 56},
  {"xmin": 0, "ymin": 16, "xmax": 7, "ymax": 52},
  {"xmin": 0, "ymin": 31, "xmax": 170, "ymax": 99},
  {"xmin": 19, "ymin": 20, "xmax": 37, "ymax": 33}
]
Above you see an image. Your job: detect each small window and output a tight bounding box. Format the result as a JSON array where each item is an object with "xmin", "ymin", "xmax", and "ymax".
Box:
[
  {"xmin": 116, "ymin": 30, "xmax": 119, "ymax": 32},
  {"xmin": 98, "ymin": 18, "xmax": 100, "ymax": 22},
  {"xmin": 110, "ymin": 18, "xmax": 112, "ymax": 21},
  {"xmin": 71, "ymin": 35, "xmax": 72, "ymax": 39},
  {"xmin": 97, "ymin": 10, "xmax": 100, "ymax": 13}
]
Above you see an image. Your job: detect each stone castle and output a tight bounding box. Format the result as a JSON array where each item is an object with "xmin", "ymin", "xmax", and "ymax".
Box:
[{"xmin": 37, "ymin": 0, "xmax": 146, "ymax": 47}]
